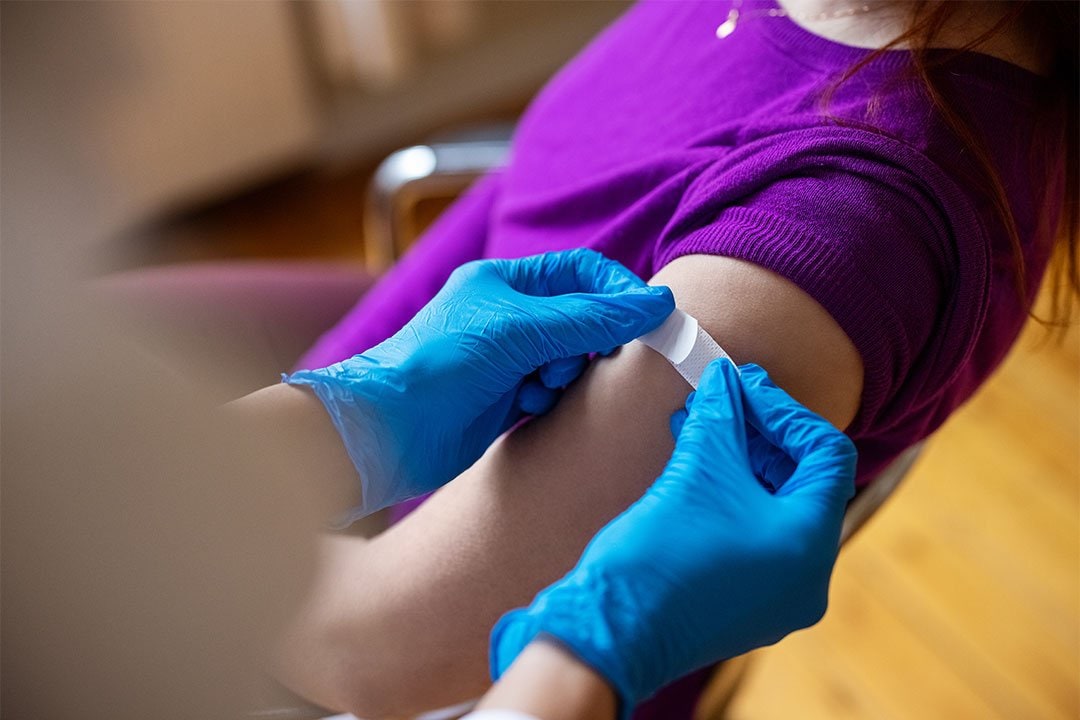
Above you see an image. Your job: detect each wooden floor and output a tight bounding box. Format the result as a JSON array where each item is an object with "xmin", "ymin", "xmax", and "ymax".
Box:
[
  {"xmin": 131, "ymin": 171, "xmax": 1079, "ymax": 720},
  {"xmin": 727, "ymin": 311, "xmax": 1080, "ymax": 719}
]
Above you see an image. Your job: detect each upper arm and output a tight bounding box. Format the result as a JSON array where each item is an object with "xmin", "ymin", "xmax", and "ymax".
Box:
[
  {"xmin": 650, "ymin": 254, "xmax": 862, "ymax": 428},
  {"xmin": 276, "ymin": 253, "xmax": 863, "ymax": 717}
]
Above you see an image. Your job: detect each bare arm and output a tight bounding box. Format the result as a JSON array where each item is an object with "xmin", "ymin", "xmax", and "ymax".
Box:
[
  {"xmin": 226, "ymin": 384, "xmax": 362, "ymax": 522},
  {"xmin": 275, "ymin": 254, "xmax": 863, "ymax": 718},
  {"xmin": 474, "ymin": 640, "xmax": 617, "ymax": 720}
]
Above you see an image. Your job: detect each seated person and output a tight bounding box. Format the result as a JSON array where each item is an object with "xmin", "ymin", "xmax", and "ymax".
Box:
[{"xmin": 276, "ymin": 1, "xmax": 1076, "ymax": 717}]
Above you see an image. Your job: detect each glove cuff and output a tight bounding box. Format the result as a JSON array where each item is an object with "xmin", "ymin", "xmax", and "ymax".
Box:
[
  {"xmin": 489, "ymin": 584, "xmax": 645, "ymax": 720},
  {"xmin": 282, "ymin": 365, "xmax": 403, "ymax": 515}
]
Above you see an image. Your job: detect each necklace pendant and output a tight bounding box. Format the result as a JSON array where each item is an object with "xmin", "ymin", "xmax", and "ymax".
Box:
[{"xmin": 716, "ymin": 9, "xmax": 739, "ymax": 39}]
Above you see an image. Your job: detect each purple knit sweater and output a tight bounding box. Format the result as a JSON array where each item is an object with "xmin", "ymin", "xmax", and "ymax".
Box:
[
  {"xmin": 302, "ymin": 0, "xmax": 1063, "ymax": 484},
  {"xmin": 299, "ymin": 2, "xmax": 1064, "ymax": 713}
]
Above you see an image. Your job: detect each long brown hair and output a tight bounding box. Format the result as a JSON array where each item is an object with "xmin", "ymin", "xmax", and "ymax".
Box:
[{"xmin": 826, "ymin": 1, "xmax": 1078, "ymax": 329}]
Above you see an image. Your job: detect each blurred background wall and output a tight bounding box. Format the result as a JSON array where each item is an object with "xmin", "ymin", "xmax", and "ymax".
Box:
[{"xmin": 2, "ymin": 0, "xmax": 627, "ymax": 248}]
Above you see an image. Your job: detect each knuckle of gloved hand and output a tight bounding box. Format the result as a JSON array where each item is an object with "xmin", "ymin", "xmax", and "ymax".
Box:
[
  {"xmin": 808, "ymin": 428, "xmax": 858, "ymax": 467},
  {"xmin": 565, "ymin": 247, "xmax": 597, "ymax": 263},
  {"xmin": 674, "ymin": 421, "xmax": 713, "ymax": 450},
  {"xmin": 738, "ymin": 362, "xmax": 768, "ymax": 384},
  {"xmin": 831, "ymin": 432, "xmax": 859, "ymax": 463},
  {"xmin": 688, "ymin": 403, "xmax": 738, "ymax": 432},
  {"xmin": 662, "ymin": 455, "xmax": 703, "ymax": 485},
  {"xmin": 798, "ymin": 586, "xmax": 830, "ymax": 628},
  {"xmin": 449, "ymin": 260, "xmax": 485, "ymax": 286},
  {"xmin": 458, "ymin": 259, "xmax": 484, "ymax": 275}
]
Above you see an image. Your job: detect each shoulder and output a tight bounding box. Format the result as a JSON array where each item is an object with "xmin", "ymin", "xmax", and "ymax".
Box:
[{"xmin": 653, "ymin": 128, "xmax": 995, "ymax": 433}]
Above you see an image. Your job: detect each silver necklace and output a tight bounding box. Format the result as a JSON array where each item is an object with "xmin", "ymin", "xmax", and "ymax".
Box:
[{"xmin": 717, "ymin": 0, "xmax": 875, "ymax": 39}]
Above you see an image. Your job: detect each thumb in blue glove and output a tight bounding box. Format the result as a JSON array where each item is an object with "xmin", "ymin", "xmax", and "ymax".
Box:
[
  {"xmin": 285, "ymin": 249, "xmax": 674, "ymax": 516},
  {"xmin": 490, "ymin": 361, "xmax": 856, "ymax": 719},
  {"xmin": 670, "ymin": 391, "xmax": 797, "ymax": 492}
]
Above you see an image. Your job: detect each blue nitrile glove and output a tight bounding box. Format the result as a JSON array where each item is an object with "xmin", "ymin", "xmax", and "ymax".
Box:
[
  {"xmin": 515, "ymin": 345, "xmax": 621, "ymax": 415},
  {"xmin": 284, "ymin": 249, "xmax": 674, "ymax": 516},
  {"xmin": 490, "ymin": 361, "xmax": 856, "ymax": 719},
  {"xmin": 671, "ymin": 393, "xmax": 797, "ymax": 492}
]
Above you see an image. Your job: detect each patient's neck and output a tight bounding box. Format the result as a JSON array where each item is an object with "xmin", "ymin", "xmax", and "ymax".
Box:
[{"xmin": 777, "ymin": 0, "xmax": 1049, "ymax": 76}]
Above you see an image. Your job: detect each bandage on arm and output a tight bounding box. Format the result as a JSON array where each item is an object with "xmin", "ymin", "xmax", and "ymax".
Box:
[
  {"xmin": 636, "ymin": 309, "xmax": 735, "ymax": 388},
  {"xmin": 275, "ymin": 255, "xmax": 863, "ymax": 718}
]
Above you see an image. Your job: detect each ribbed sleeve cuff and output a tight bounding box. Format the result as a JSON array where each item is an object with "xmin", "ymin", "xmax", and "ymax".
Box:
[{"xmin": 655, "ymin": 205, "xmax": 906, "ymax": 436}]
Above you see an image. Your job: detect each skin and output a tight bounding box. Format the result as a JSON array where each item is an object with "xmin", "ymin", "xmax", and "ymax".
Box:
[
  {"xmin": 224, "ymin": 318, "xmax": 672, "ymax": 716},
  {"xmin": 226, "ymin": 382, "xmax": 360, "ymax": 523},
  {"xmin": 783, "ymin": 0, "xmax": 1049, "ymax": 76},
  {"xmin": 475, "ymin": 640, "xmax": 617, "ymax": 720}
]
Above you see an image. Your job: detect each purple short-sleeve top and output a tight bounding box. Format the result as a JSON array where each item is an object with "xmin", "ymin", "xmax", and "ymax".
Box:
[{"xmin": 300, "ymin": 0, "xmax": 1066, "ymax": 487}]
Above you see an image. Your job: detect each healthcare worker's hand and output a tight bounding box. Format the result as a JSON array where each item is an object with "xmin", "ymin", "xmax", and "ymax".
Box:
[
  {"xmin": 671, "ymin": 396, "xmax": 798, "ymax": 492},
  {"xmin": 489, "ymin": 361, "xmax": 857, "ymax": 719},
  {"xmin": 285, "ymin": 249, "xmax": 674, "ymax": 516}
]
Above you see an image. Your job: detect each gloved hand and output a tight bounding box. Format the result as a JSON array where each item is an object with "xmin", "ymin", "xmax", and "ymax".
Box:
[
  {"xmin": 285, "ymin": 249, "xmax": 674, "ymax": 516},
  {"xmin": 670, "ymin": 394, "xmax": 797, "ymax": 492},
  {"xmin": 489, "ymin": 361, "xmax": 857, "ymax": 719}
]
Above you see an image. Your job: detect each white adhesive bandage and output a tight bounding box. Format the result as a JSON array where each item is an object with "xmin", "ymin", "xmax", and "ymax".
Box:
[{"xmin": 636, "ymin": 309, "xmax": 735, "ymax": 388}]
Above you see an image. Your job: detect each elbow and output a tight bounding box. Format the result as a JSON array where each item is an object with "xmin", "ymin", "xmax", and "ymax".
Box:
[
  {"xmin": 320, "ymin": 654, "xmax": 406, "ymax": 720},
  {"xmin": 276, "ymin": 617, "xmax": 465, "ymax": 720}
]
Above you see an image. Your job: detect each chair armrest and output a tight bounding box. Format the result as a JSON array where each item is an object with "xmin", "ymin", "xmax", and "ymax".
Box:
[{"xmin": 365, "ymin": 132, "xmax": 512, "ymax": 271}]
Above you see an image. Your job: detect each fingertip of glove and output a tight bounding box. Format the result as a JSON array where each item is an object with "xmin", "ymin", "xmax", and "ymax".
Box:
[
  {"xmin": 516, "ymin": 381, "xmax": 560, "ymax": 415},
  {"xmin": 668, "ymin": 408, "xmax": 688, "ymax": 439},
  {"xmin": 564, "ymin": 247, "xmax": 603, "ymax": 263},
  {"xmin": 571, "ymin": 248, "xmax": 651, "ymax": 293},
  {"xmin": 736, "ymin": 362, "xmax": 767, "ymax": 382},
  {"xmin": 698, "ymin": 357, "xmax": 741, "ymax": 393},
  {"xmin": 646, "ymin": 284, "xmax": 675, "ymax": 308},
  {"xmin": 621, "ymin": 283, "xmax": 672, "ymax": 305},
  {"xmin": 539, "ymin": 356, "xmax": 587, "ymax": 389},
  {"xmin": 626, "ymin": 285, "xmax": 675, "ymax": 331},
  {"xmin": 488, "ymin": 610, "xmax": 537, "ymax": 681}
]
